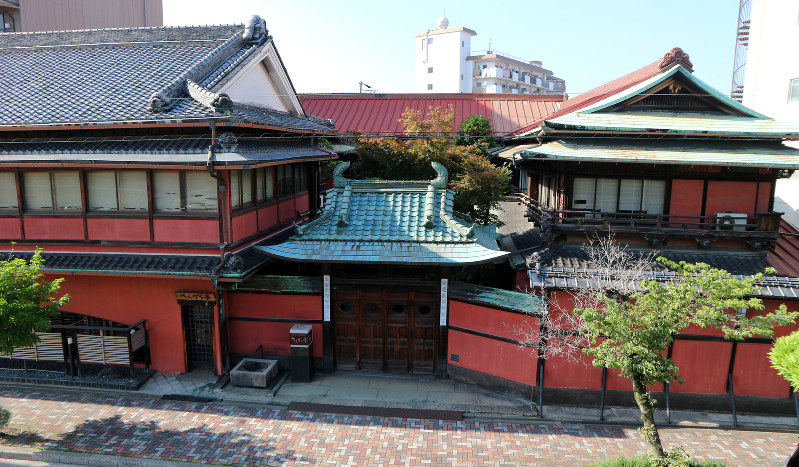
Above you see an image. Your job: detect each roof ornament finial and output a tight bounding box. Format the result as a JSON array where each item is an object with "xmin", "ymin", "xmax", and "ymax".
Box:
[
  {"xmin": 242, "ymin": 15, "xmax": 268, "ymax": 44},
  {"xmin": 333, "ymin": 161, "xmax": 351, "ymax": 188},
  {"xmin": 659, "ymin": 47, "xmax": 693, "ymax": 73},
  {"xmin": 430, "ymin": 162, "xmax": 448, "ymax": 189}
]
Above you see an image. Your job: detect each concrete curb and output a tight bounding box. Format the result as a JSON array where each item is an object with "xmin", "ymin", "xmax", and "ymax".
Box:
[{"xmin": 0, "ymin": 445, "xmax": 191, "ymax": 466}]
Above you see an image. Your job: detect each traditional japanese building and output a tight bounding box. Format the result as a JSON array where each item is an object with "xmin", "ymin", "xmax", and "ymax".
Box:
[{"xmin": 0, "ymin": 17, "xmax": 336, "ymax": 375}]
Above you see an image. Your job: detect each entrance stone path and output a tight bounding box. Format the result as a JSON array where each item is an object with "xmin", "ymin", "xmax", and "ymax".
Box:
[{"xmin": 0, "ymin": 388, "xmax": 795, "ymax": 466}]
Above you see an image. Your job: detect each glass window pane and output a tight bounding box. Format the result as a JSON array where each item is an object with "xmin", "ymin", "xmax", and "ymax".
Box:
[
  {"xmin": 642, "ymin": 180, "xmax": 666, "ymax": 214},
  {"xmin": 265, "ymin": 166, "xmax": 275, "ymax": 200},
  {"xmin": 53, "ymin": 171, "xmax": 81, "ymax": 211},
  {"xmin": 185, "ymin": 171, "xmax": 217, "ymax": 211},
  {"xmin": 153, "ymin": 171, "xmax": 181, "ymax": 212},
  {"xmin": 23, "ymin": 172, "xmax": 53, "ymax": 210},
  {"xmin": 87, "ymin": 171, "xmax": 118, "ymax": 211},
  {"xmin": 230, "ymin": 171, "xmax": 241, "ymax": 207},
  {"xmin": 595, "ymin": 178, "xmax": 618, "ymax": 213},
  {"xmin": 280, "ymin": 164, "xmax": 294, "ymax": 197},
  {"xmin": 256, "ymin": 168, "xmax": 265, "ymax": 201},
  {"xmin": 241, "ymin": 170, "xmax": 252, "ymax": 204},
  {"xmin": 618, "ymin": 179, "xmax": 643, "ymax": 212},
  {"xmin": 0, "ymin": 172, "xmax": 18, "ymax": 210},
  {"xmin": 118, "ymin": 171, "xmax": 147, "ymax": 211},
  {"xmin": 572, "ymin": 177, "xmax": 595, "ymax": 210},
  {"xmin": 791, "ymin": 79, "xmax": 799, "ymax": 102}
]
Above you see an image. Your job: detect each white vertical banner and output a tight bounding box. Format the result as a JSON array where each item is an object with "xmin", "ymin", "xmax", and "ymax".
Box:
[
  {"xmin": 439, "ymin": 278, "xmax": 448, "ymax": 326},
  {"xmin": 323, "ymin": 275, "xmax": 331, "ymax": 322}
]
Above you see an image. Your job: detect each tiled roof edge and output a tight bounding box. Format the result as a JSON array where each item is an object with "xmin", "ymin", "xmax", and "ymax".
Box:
[{"xmin": 187, "ymin": 79, "xmax": 232, "ymax": 113}]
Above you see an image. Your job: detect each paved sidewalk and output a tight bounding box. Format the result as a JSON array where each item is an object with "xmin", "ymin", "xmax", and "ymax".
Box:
[{"xmin": 0, "ymin": 388, "xmax": 796, "ymax": 466}]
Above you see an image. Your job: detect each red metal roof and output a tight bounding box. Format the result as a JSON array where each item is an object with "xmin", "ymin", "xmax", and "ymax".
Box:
[
  {"xmin": 300, "ymin": 93, "xmax": 564, "ymax": 136},
  {"xmin": 511, "ymin": 57, "xmax": 664, "ymax": 135},
  {"xmin": 768, "ymin": 218, "xmax": 799, "ymax": 277}
]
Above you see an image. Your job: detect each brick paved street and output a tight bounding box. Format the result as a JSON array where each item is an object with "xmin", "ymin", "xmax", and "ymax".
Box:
[{"xmin": 0, "ymin": 388, "xmax": 795, "ymax": 466}]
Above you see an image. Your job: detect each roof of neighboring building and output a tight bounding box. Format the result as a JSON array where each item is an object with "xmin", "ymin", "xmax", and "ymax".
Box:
[
  {"xmin": 299, "ymin": 93, "xmax": 563, "ymax": 136},
  {"xmin": 0, "ymin": 19, "xmax": 333, "ymax": 133},
  {"xmin": 449, "ymin": 280, "xmax": 545, "ymax": 315},
  {"xmin": 10, "ymin": 251, "xmax": 220, "ymax": 276},
  {"xmin": 258, "ymin": 162, "xmax": 508, "ymax": 265},
  {"xmin": 768, "ymin": 219, "xmax": 799, "ymax": 277},
  {"xmin": 0, "ymin": 137, "xmax": 335, "ymax": 166},
  {"xmin": 520, "ymin": 139, "xmax": 799, "ymax": 169}
]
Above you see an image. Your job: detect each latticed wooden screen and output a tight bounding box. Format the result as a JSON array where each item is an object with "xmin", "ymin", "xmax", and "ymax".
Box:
[
  {"xmin": 76, "ymin": 335, "xmax": 130, "ymax": 365},
  {"xmin": 3, "ymin": 332, "xmax": 63, "ymax": 361}
]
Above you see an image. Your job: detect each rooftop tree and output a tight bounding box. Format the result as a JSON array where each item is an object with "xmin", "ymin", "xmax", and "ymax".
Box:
[
  {"xmin": 518, "ymin": 236, "xmax": 797, "ymax": 464},
  {"xmin": 352, "ymin": 106, "xmax": 511, "ymax": 225}
]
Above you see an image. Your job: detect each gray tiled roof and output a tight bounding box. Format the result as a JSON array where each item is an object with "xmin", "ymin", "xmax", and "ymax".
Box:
[
  {"xmin": 0, "ymin": 138, "xmax": 334, "ymax": 165},
  {"xmin": 0, "ymin": 23, "xmax": 333, "ymax": 133},
  {"xmin": 7, "ymin": 251, "xmax": 219, "ymax": 276}
]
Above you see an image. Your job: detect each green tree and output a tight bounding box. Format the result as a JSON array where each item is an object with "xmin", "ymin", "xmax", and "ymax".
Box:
[
  {"xmin": 0, "ymin": 248, "xmax": 69, "ymax": 354},
  {"xmin": 523, "ymin": 237, "xmax": 797, "ymax": 464},
  {"xmin": 454, "ymin": 114, "xmax": 497, "ymax": 149},
  {"xmin": 352, "ymin": 106, "xmax": 511, "ymax": 225},
  {"xmin": 769, "ymin": 330, "xmax": 799, "ymax": 391}
]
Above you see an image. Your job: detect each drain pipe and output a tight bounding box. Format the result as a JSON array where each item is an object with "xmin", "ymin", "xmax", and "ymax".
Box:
[{"xmin": 207, "ymin": 142, "xmax": 229, "ymax": 274}]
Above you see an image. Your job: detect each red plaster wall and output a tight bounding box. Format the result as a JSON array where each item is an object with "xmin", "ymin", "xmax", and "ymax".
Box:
[
  {"xmin": 257, "ymin": 204, "xmax": 278, "ymax": 231},
  {"xmin": 87, "ymin": 218, "xmax": 149, "ymax": 242},
  {"xmin": 449, "ymin": 301, "xmax": 537, "ymax": 340},
  {"xmin": 296, "ymin": 192, "xmax": 309, "ymax": 213},
  {"xmin": 24, "ymin": 217, "xmax": 84, "ymax": 240},
  {"xmin": 231, "ymin": 210, "xmax": 258, "ymax": 242},
  {"xmin": 153, "ymin": 218, "xmax": 218, "ymax": 243},
  {"xmin": 447, "ymin": 330, "xmax": 538, "ymax": 385},
  {"xmin": 669, "ymin": 341, "xmax": 732, "ymax": 394},
  {"xmin": 669, "ymin": 179, "xmax": 704, "ymax": 218},
  {"xmin": 757, "ymin": 181, "xmax": 772, "ymax": 213},
  {"xmin": 0, "ymin": 218, "xmax": 21, "ymax": 239},
  {"xmin": 705, "ymin": 181, "xmax": 758, "ymax": 217},
  {"xmin": 278, "ymin": 198, "xmax": 296, "ymax": 223},
  {"xmin": 226, "ymin": 293, "xmax": 323, "ymax": 357},
  {"xmin": 514, "ymin": 270, "xmax": 529, "ymax": 292},
  {"xmin": 52, "ymin": 274, "xmax": 216, "ymax": 373},
  {"xmin": 544, "ymin": 352, "xmax": 603, "ymax": 390}
]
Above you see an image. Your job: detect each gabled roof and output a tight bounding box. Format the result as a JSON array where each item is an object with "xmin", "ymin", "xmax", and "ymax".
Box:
[
  {"xmin": 0, "ymin": 17, "xmax": 334, "ymax": 134},
  {"xmin": 299, "ymin": 93, "xmax": 562, "ymax": 136},
  {"xmin": 258, "ymin": 162, "xmax": 508, "ymax": 265}
]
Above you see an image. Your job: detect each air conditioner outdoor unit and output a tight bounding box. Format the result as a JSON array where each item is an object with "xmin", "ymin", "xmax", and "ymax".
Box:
[{"xmin": 715, "ymin": 212, "xmax": 747, "ymax": 231}]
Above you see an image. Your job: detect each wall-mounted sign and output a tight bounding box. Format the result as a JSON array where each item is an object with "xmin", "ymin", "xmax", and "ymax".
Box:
[
  {"xmin": 440, "ymin": 279, "xmax": 448, "ymax": 326},
  {"xmin": 175, "ymin": 292, "xmax": 216, "ymax": 302},
  {"xmin": 323, "ymin": 275, "xmax": 331, "ymax": 322}
]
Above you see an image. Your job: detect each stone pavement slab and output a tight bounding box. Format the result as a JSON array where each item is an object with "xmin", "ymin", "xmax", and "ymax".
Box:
[{"xmin": 0, "ymin": 388, "xmax": 796, "ymax": 466}]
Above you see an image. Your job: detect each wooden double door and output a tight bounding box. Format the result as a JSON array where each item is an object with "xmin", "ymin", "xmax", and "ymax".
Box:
[{"xmin": 333, "ymin": 289, "xmax": 437, "ymax": 374}]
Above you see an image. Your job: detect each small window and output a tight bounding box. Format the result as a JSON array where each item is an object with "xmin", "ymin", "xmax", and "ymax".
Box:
[
  {"xmin": 0, "ymin": 172, "xmax": 17, "ymax": 211},
  {"xmin": 87, "ymin": 171, "xmax": 147, "ymax": 212},
  {"xmin": 230, "ymin": 170, "xmax": 253, "ymax": 208},
  {"xmin": 427, "ymin": 67, "xmax": 433, "ymax": 74},
  {"xmin": 427, "ymin": 37, "xmax": 433, "ymax": 44},
  {"xmin": 461, "ymin": 40, "xmax": 464, "ymax": 47},
  {"xmin": 427, "ymin": 84, "xmax": 433, "ymax": 90},
  {"xmin": 790, "ymin": 78, "xmax": 799, "ymax": 102},
  {"xmin": 23, "ymin": 171, "xmax": 81, "ymax": 212},
  {"xmin": 153, "ymin": 171, "xmax": 217, "ymax": 213},
  {"xmin": 256, "ymin": 166, "xmax": 276, "ymax": 202},
  {"xmin": 277, "ymin": 164, "xmax": 295, "ymax": 198},
  {"xmin": 461, "ymin": 74, "xmax": 464, "ymax": 80}
]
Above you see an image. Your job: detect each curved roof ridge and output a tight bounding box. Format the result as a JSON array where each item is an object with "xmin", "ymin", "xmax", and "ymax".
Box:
[{"xmin": 187, "ymin": 79, "xmax": 232, "ymax": 113}]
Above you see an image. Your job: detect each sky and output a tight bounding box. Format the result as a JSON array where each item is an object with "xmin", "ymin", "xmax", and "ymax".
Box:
[{"xmin": 163, "ymin": 0, "xmax": 742, "ymax": 98}]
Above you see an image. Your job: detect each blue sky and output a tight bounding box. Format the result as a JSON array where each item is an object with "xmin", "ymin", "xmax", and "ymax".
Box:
[{"xmin": 164, "ymin": 0, "xmax": 741, "ymax": 97}]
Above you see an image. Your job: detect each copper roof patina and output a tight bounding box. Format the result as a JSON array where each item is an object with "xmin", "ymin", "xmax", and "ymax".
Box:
[{"xmin": 258, "ymin": 162, "xmax": 509, "ymax": 265}]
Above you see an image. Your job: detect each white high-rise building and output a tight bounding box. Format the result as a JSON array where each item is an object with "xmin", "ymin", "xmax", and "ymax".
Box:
[
  {"xmin": 734, "ymin": 0, "xmax": 799, "ymax": 226},
  {"xmin": 414, "ymin": 16, "xmax": 565, "ymax": 95},
  {"xmin": 414, "ymin": 16, "xmax": 476, "ymax": 93}
]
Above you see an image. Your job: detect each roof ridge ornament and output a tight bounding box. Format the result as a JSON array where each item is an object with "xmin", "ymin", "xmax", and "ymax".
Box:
[
  {"xmin": 333, "ymin": 161, "xmax": 350, "ymax": 188},
  {"xmin": 430, "ymin": 161, "xmax": 448, "ymax": 188},
  {"xmin": 187, "ymin": 79, "xmax": 233, "ymax": 113},
  {"xmin": 659, "ymin": 47, "xmax": 693, "ymax": 73},
  {"xmin": 243, "ymin": 15, "xmax": 268, "ymax": 44},
  {"xmin": 217, "ymin": 132, "xmax": 237, "ymax": 152}
]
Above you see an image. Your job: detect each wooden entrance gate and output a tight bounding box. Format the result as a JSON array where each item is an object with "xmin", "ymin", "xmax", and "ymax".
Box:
[{"xmin": 333, "ymin": 289, "xmax": 437, "ymax": 374}]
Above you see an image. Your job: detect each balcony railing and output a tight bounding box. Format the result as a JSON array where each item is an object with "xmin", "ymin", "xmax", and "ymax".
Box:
[{"xmin": 518, "ymin": 194, "xmax": 782, "ymax": 244}]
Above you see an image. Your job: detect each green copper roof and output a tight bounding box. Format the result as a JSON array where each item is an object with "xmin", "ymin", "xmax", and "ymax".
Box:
[
  {"xmin": 449, "ymin": 281, "xmax": 546, "ymax": 315},
  {"xmin": 521, "ymin": 140, "xmax": 799, "ymax": 169},
  {"xmin": 543, "ymin": 111, "xmax": 799, "ymax": 137},
  {"xmin": 236, "ymin": 275, "xmax": 322, "ymax": 294},
  {"xmin": 258, "ymin": 162, "xmax": 508, "ymax": 265}
]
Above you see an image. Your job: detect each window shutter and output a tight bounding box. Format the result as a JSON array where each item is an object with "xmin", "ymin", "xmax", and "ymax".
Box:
[
  {"xmin": 153, "ymin": 171, "xmax": 181, "ymax": 212},
  {"xmin": 0, "ymin": 172, "xmax": 18, "ymax": 210},
  {"xmin": 230, "ymin": 171, "xmax": 241, "ymax": 207},
  {"xmin": 265, "ymin": 166, "xmax": 275, "ymax": 200},
  {"xmin": 241, "ymin": 170, "xmax": 252, "ymax": 204},
  {"xmin": 23, "ymin": 172, "xmax": 52, "ymax": 210},
  {"xmin": 572, "ymin": 177, "xmax": 595, "ymax": 210},
  {"xmin": 618, "ymin": 179, "xmax": 643, "ymax": 212},
  {"xmin": 53, "ymin": 171, "xmax": 82, "ymax": 211},
  {"xmin": 256, "ymin": 168, "xmax": 265, "ymax": 201},
  {"xmin": 642, "ymin": 180, "xmax": 666, "ymax": 214},
  {"xmin": 185, "ymin": 172, "xmax": 217, "ymax": 211},
  {"xmin": 118, "ymin": 171, "xmax": 147, "ymax": 211},
  {"xmin": 595, "ymin": 178, "xmax": 618, "ymax": 213},
  {"xmin": 87, "ymin": 171, "xmax": 118, "ymax": 211}
]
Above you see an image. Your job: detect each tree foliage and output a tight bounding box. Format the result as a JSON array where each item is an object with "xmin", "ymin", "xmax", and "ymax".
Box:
[
  {"xmin": 769, "ymin": 330, "xmax": 799, "ymax": 391},
  {"xmin": 351, "ymin": 106, "xmax": 511, "ymax": 225},
  {"xmin": 519, "ymin": 236, "xmax": 797, "ymax": 464},
  {"xmin": 454, "ymin": 114, "xmax": 497, "ymax": 149},
  {"xmin": 0, "ymin": 248, "xmax": 69, "ymax": 355}
]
